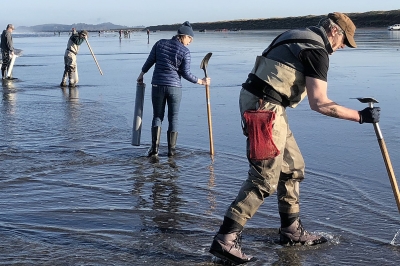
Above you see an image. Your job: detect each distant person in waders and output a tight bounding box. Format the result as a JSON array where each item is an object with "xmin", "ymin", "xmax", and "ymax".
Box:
[
  {"xmin": 137, "ymin": 21, "xmax": 210, "ymax": 157},
  {"xmin": 1, "ymin": 24, "xmax": 15, "ymax": 80},
  {"xmin": 209, "ymin": 12, "xmax": 381, "ymax": 265},
  {"xmin": 60, "ymin": 30, "xmax": 88, "ymax": 87}
]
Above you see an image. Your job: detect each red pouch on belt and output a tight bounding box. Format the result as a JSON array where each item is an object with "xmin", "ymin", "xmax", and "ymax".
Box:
[{"xmin": 243, "ymin": 110, "xmax": 280, "ymax": 160}]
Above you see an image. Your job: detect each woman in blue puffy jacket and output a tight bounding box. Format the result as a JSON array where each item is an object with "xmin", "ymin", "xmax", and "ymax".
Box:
[{"xmin": 137, "ymin": 21, "xmax": 210, "ymax": 157}]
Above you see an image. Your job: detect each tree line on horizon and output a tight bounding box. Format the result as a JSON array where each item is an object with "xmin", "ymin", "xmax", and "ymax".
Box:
[
  {"xmin": 148, "ymin": 9, "xmax": 400, "ymax": 31},
  {"xmin": 15, "ymin": 9, "xmax": 400, "ymax": 32}
]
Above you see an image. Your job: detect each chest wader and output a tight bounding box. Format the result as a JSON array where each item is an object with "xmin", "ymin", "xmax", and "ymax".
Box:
[
  {"xmin": 61, "ymin": 46, "xmax": 79, "ymax": 87},
  {"xmin": 60, "ymin": 67, "xmax": 69, "ymax": 87},
  {"xmin": 61, "ymin": 64, "xmax": 78, "ymax": 88},
  {"xmin": 1, "ymin": 50, "xmax": 11, "ymax": 79},
  {"xmin": 1, "ymin": 69, "xmax": 6, "ymax": 80},
  {"xmin": 218, "ymin": 28, "xmax": 329, "ymax": 254}
]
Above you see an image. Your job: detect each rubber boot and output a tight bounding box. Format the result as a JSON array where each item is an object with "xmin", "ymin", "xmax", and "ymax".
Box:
[
  {"xmin": 167, "ymin": 131, "xmax": 178, "ymax": 157},
  {"xmin": 1, "ymin": 69, "xmax": 6, "ymax": 80},
  {"xmin": 209, "ymin": 231, "xmax": 257, "ymax": 265},
  {"xmin": 60, "ymin": 70, "xmax": 68, "ymax": 87},
  {"xmin": 279, "ymin": 218, "xmax": 327, "ymax": 246},
  {"xmin": 68, "ymin": 71, "xmax": 76, "ymax": 87},
  {"xmin": 147, "ymin": 126, "xmax": 161, "ymax": 157}
]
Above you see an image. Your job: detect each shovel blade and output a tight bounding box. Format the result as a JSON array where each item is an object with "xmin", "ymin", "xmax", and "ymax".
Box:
[
  {"xmin": 353, "ymin": 97, "xmax": 379, "ymax": 104},
  {"xmin": 200, "ymin": 52, "xmax": 212, "ymax": 70}
]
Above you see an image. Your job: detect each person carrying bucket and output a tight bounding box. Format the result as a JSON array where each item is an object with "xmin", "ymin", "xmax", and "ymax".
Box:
[{"xmin": 209, "ymin": 12, "xmax": 381, "ymax": 265}]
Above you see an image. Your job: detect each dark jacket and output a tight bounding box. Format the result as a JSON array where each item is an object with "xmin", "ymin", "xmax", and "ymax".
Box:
[
  {"xmin": 141, "ymin": 36, "xmax": 198, "ymax": 87},
  {"xmin": 65, "ymin": 33, "xmax": 85, "ymax": 55},
  {"xmin": 0, "ymin": 30, "xmax": 14, "ymax": 52}
]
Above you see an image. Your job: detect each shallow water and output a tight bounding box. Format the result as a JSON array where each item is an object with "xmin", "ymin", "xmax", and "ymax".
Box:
[{"xmin": 1, "ymin": 29, "xmax": 400, "ymax": 265}]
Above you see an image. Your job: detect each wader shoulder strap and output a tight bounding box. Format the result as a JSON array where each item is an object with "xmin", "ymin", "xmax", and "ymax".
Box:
[{"xmin": 262, "ymin": 38, "xmax": 325, "ymax": 57}]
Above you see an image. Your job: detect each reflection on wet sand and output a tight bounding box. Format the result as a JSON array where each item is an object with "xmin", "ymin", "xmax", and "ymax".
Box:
[
  {"xmin": 2, "ymin": 79, "xmax": 17, "ymax": 116},
  {"xmin": 61, "ymin": 87, "xmax": 80, "ymax": 129},
  {"xmin": 389, "ymin": 30, "xmax": 400, "ymax": 40},
  {"xmin": 206, "ymin": 160, "xmax": 216, "ymax": 216},
  {"xmin": 1, "ymin": 29, "xmax": 400, "ymax": 265},
  {"xmin": 61, "ymin": 87, "xmax": 79, "ymax": 103},
  {"xmin": 132, "ymin": 156, "xmax": 182, "ymax": 229}
]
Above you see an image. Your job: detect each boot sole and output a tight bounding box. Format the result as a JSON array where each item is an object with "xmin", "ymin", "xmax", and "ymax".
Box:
[
  {"xmin": 210, "ymin": 249, "xmax": 244, "ymax": 265},
  {"xmin": 279, "ymin": 235, "xmax": 328, "ymax": 246},
  {"xmin": 209, "ymin": 247, "xmax": 257, "ymax": 265}
]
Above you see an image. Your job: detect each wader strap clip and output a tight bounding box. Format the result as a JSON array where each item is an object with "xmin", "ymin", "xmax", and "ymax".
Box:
[{"xmin": 243, "ymin": 73, "xmax": 290, "ymax": 107}]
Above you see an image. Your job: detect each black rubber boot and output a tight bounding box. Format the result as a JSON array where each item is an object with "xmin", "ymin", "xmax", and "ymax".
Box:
[
  {"xmin": 209, "ymin": 231, "xmax": 257, "ymax": 265},
  {"xmin": 167, "ymin": 131, "xmax": 178, "ymax": 157},
  {"xmin": 147, "ymin": 126, "xmax": 161, "ymax": 157},
  {"xmin": 1, "ymin": 69, "xmax": 6, "ymax": 80}
]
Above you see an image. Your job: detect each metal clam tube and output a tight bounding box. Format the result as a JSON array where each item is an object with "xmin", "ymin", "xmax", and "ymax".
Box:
[
  {"xmin": 6, "ymin": 54, "xmax": 17, "ymax": 78},
  {"xmin": 131, "ymin": 83, "xmax": 146, "ymax": 146},
  {"xmin": 369, "ymin": 102, "xmax": 400, "ymax": 212}
]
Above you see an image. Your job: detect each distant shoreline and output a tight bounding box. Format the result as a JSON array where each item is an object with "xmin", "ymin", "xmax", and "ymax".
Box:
[
  {"xmin": 16, "ymin": 9, "xmax": 400, "ymax": 33},
  {"xmin": 147, "ymin": 10, "xmax": 400, "ymax": 32}
]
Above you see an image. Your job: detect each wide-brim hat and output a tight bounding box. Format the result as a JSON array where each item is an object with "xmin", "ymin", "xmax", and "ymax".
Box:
[{"xmin": 328, "ymin": 12, "xmax": 357, "ymax": 48}]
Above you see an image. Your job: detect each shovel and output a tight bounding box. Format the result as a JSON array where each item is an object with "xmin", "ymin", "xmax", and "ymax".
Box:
[
  {"xmin": 356, "ymin": 97, "xmax": 400, "ymax": 212},
  {"xmin": 85, "ymin": 37, "xmax": 103, "ymax": 75},
  {"xmin": 200, "ymin": 52, "xmax": 214, "ymax": 155}
]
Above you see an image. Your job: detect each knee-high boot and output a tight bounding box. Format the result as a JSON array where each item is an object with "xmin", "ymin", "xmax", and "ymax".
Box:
[
  {"xmin": 147, "ymin": 126, "xmax": 161, "ymax": 157},
  {"xmin": 1, "ymin": 69, "xmax": 6, "ymax": 80},
  {"xmin": 167, "ymin": 131, "xmax": 178, "ymax": 157},
  {"xmin": 60, "ymin": 70, "xmax": 68, "ymax": 86},
  {"xmin": 68, "ymin": 70, "xmax": 76, "ymax": 87}
]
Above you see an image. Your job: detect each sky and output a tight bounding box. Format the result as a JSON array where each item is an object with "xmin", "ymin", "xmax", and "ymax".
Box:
[{"xmin": 2, "ymin": 0, "xmax": 399, "ymax": 28}]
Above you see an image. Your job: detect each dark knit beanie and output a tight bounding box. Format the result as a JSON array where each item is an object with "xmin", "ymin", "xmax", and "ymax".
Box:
[{"xmin": 177, "ymin": 21, "xmax": 194, "ymax": 37}]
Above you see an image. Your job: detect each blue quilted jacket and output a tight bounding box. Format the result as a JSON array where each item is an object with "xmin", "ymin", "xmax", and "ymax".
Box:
[{"xmin": 141, "ymin": 36, "xmax": 198, "ymax": 87}]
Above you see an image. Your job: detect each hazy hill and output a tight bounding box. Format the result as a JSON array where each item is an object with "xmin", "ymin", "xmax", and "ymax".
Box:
[
  {"xmin": 15, "ymin": 9, "xmax": 400, "ymax": 33},
  {"xmin": 16, "ymin": 22, "xmax": 143, "ymax": 32},
  {"xmin": 147, "ymin": 9, "xmax": 400, "ymax": 31}
]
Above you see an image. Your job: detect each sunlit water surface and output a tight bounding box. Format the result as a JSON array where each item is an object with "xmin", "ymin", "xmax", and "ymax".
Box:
[{"xmin": 1, "ymin": 29, "xmax": 400, "ymax": 265}]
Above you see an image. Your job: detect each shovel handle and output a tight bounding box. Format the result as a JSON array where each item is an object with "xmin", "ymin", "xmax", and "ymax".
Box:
[
  {"xmin": 205, "ymin": 84, "xmax": 214, "ymax": 155},
  {"xmin": 85, "ymin": 38, "xmax": 103, "ymax": 75},
  {"xmin": 376, "ymin": 137, "xmax": 400, "ymax": 212},
  {"xmin": 369, "ymin": 102, "xmax": 400, "ymax": 212}
]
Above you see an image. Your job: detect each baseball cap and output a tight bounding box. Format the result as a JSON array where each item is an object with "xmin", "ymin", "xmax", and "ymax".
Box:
[
  {"xmin": 328, "ymin": 12, "xmax": 357, "ymax": 48},
  {"xmin": 79, "ymin": 30, "xmax": 88, "ymax": 37}
]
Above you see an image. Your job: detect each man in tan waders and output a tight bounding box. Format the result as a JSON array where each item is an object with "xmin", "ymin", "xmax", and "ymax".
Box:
[
  {"xmin": 60, "ymin": 30, "xmax": 88, "ymax": 87},
  {"xmin": 209, "ymin": 12, "xmax": 381, "ymax": 265}
]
